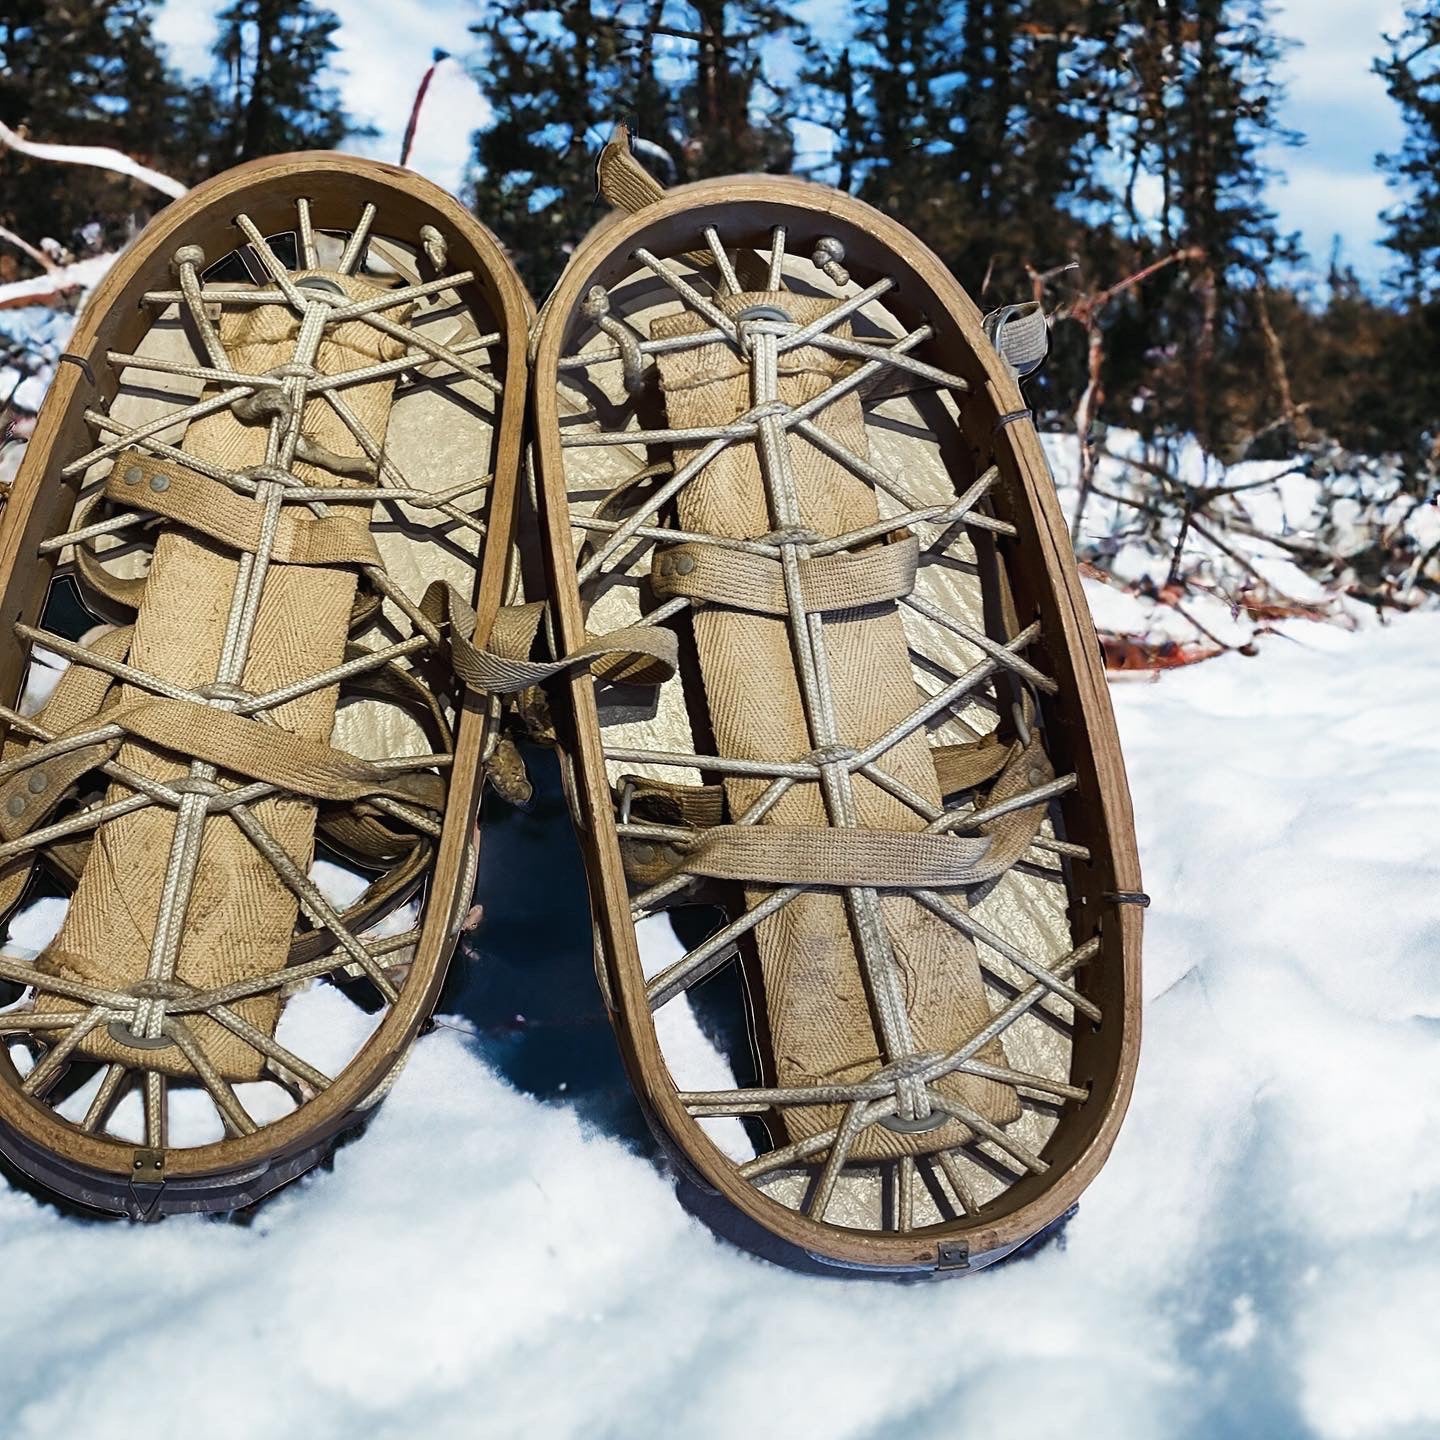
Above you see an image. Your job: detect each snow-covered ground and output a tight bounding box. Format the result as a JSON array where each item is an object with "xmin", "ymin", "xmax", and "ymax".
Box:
[
  {"xmin": 0, "ymin": 272, "xmax": 1429, "ymax": 1432},
  {"xmin": 0, "ymin": 603, "xmax": 1434, "ymax": 1438}
]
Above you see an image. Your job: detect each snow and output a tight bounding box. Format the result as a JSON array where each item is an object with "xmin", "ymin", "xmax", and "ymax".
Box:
[
  {"xmin": 0, "ymin": 247, "xmax": 1427, "ymax": 1430},
  {"xmin": 0, "ymin": 603, "xmax": 1434, "ymax": 1436},
  {"xmin": 0, "ymin": 253, "xmax": 116, "ymax": 312}
]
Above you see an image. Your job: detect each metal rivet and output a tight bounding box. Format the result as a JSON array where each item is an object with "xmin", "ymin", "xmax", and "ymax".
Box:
[
  {"xmin": 674, "ymin": 553, "xmax": 696, "ymax": 576},
  {"xmin": 6, "ymin": 794, "xmax": 25, "ymax": 818},
  {"xmin": 658, "ymin": 557, "xmax": 673, "ymax": 578},
  {"xmin": 631, "ymin": 843, "xmax": 656, "ymax": 864},
  {"xmin": 122, "ymin": 465, "xmax": 142, "ymax": 485},
  {"xmin": 26, "ymin": 771, "xmax": 47, "ymax": 794},
  {"xmin": 149, "ymin": 473, "xmax": 170, "ymax": 493}
]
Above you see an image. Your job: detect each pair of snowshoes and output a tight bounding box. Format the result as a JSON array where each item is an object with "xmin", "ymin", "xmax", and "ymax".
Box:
[{"xmin": 0, "ymin": 147, "xmax": 1142, "ymax": 1275}]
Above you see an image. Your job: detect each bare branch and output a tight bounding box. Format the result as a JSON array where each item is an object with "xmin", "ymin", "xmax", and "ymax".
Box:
[
  {"xmin": 0, "ymin": 223, "xmax": 56, "ymax": 274},
  {"xmin": 0, "ymin": 119, "xmax": 187, "ymax": 200}
]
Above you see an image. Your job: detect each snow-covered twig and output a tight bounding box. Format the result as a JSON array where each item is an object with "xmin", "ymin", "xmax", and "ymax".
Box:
[
  {"xmin": 0, "ymin": 252, "xmax": 116, "ymax": 311},
  {"xmin": 0, "ymin": 224, "xmax": 56, "ymax": 274},
  {"xmin": 0, "ymin": 120, "xmax": 187, "ymax": 200}
]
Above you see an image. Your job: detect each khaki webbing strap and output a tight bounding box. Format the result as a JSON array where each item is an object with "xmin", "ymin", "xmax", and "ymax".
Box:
[
  {"xmin": 617, "ymin": 774, "xmax": 726, "ymax": 890},
  {"xmin": 68, "ymin": 489, "xmax": 379, "ymax": 623},
  {"xmin": 621, "ymin": 774, "xmax": 726, "ymax": 828},
  {"xmin": 72, "ymin": 696, "xmax": 437, "ymax": 806},
  {"xmin": 421, "ymin": 584, "xmax": 679, "ymax": 694},
  {"xmin": 320, "ymin": 807, "xmax": 421, "ymax": 865},
  {"xmin": 931, "ymin": 734, "xmax": 1010, "ymax": 796},
  {"xmin": 0, "ymin": 732, "xmax": 122, "ymax": 846},
  {"xmin": 626, "ymin": 741, "xmax": 1052, "ymax": 893},
  {"xmin": 619, "ymin": 743, "xmax": 1011, "ymax": 829},
  {"xmin": 69, "ymin": 493, "xmax": 150, "ymax": 612},
  {"xmin": 614, "ymin": 738, "xmax": 1026, "ymax": 892},
  {"xmin": 651, "ymin": 533, "xmax": 919, "ymax": 617},
  {"xmin": 341, "ymin": 642, "xmax": 455, "ymax": 754},
  {"xmin": 673, "ymin": 825, "xmax": 993, "ymax": 888},
  {"xmin": 595, "ymin": 124, "xmax": 667, "ymax": 218},
  {"xmin": 104, "ymin": 449, "xmax": 380, "ymax": 568},
  {"xmin": 596, "ymin": 124, "xmax": 772, "ymax": 291},
  {"xmin": 0, "ymin": 626, "xmax": 133, "ymax": 839},
  {"xmin": 962, "ymin": 731, "xmax": 1055, "ymax": 885}
]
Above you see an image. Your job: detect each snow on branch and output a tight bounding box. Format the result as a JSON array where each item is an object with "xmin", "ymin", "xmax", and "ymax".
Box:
[
  {"xmin": 0, "ymin": 120, "xmax": 187, "ymax": 200},
  {"xmin": 0, "ymin": 252, "xmax": 116, "ymax": 311},
  {"xmin": 0, "ymin": 224, "xmax": 57, "ymax": 275}
]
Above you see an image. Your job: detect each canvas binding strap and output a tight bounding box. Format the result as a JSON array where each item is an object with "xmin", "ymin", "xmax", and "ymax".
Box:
[
  {"xmin": 0, "ymin": 624, "xmax": 440, "ymax": 970},
  {"xmin": 663, "ymin": 826, "xmax": 993, "ymax": 888},
  {"xmin": 103, "ymin": 450, "xmax": 381, "ymax": 568},
  {"xmin": 620, "ymin": 724, "xmax": 1053, "ymax": 893},
  {"xmin": 421, "ymin": 583, "xmax": 678, "ymax": 695},
  {"xmin": 651, "ymin": 532, "xmax": 919, "ymax": 616}
]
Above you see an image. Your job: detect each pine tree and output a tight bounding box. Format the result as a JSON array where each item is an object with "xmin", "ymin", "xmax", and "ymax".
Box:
[
  {"xmin": 1100, "ymin": 0, "xmax": 1298, "ymax": 454},
  {"xmin": 468, "ymin": 1, "xmax": 629, "ymax": 296},
  {"xmin": 1376, "ymin": 5, "xmax": 1440, "ymax": 299},
  {"xmin": 210, "ymin": 0, "xmax": 367, "ymax": 165},
  {"xmin": 470, "ymin": 0, "xmax": 796, "ymax": 295},
  {"xmin": 803, "ymin": 1, "xmax": 942, "ymax": 230},
  {"xmin": 0, "ymin": 1, "xmax": 210, "ymax": 264},
  {"xmin": 806, "ymin": 1, "xmax": 1103, "ymax": 300},
  {"xmin": 668, "ymin": 1, "xmax": 795, "ymax": 177}
]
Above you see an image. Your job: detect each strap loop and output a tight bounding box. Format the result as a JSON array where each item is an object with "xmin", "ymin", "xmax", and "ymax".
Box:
[
  {"xmin": 651, "ymin": 533, "xmax": 919, "ymax": 616},
  {"xmin": 421, "ymin": 584, "xmax": 678, "ymax": 695}
]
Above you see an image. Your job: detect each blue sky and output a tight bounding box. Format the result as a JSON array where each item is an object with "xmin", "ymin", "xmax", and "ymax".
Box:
[{"xmin": 154, "ymin": 0, "xmax": 1411, "ymax": 289}]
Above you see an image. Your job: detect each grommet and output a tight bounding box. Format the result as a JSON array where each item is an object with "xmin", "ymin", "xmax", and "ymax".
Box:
[
  {"xmin": 106, "ymin": 1020, "xmax": 175, "ymax": 1051},
  {"xmin": 880, "ymin": 1109, "xmax": 948, "ymax": 1134},
  {"xmin": 296, "ymin": 275, "xmax": 346, "ymax": 297},
  {"xmin": 149, "ymin": 473, "xmax": 170, "ymax": 493},
  {"xmin": 674, "ymin": 553, "xmax": 696, "ymax": 576},
  {"xmin": 6, "ymin": 794, "xmax": 25, "ymax": 818},
  {"xmin": 27, "ymin": 771, "xmax": 47, "ymax": 794},
  {"xmin": 658, "ymin": 556, "xmax": 673, "ymax": 578},
  {"xmin": 630, "ymin": 842, "xmax": 656, "ymax": 865},
  {"xmin": 122, "ymin": 465, "xmax": 143, "ymax": 485}
]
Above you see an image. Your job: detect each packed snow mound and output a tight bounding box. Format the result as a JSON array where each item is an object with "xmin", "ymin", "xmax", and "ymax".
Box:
[
  {"xmin": 1, "ymin": 609, "xmax": 1436, "ymax": 1439},
  {"xmin": 1052, "ymin": 427, "xmax": 1431, "ymax": 665}
]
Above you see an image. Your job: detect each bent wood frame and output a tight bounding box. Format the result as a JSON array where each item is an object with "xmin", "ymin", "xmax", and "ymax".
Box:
[
  {"xmin": 531, "ymin": 176, "xmax": 1143, "ymax": 1272},
  {"xmin": 0, "ymin": 152, "xmax": 529, "ymax": 1209}
]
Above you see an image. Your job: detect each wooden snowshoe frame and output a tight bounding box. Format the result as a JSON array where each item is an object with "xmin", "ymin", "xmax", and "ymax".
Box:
[
  {"xmin": 531, "ymin": 177, "xmax": 1143, "ymax": 1273},
  {"xmin": 0, "ymin": 154, "xmax": 528, "ymax": 1216}
]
